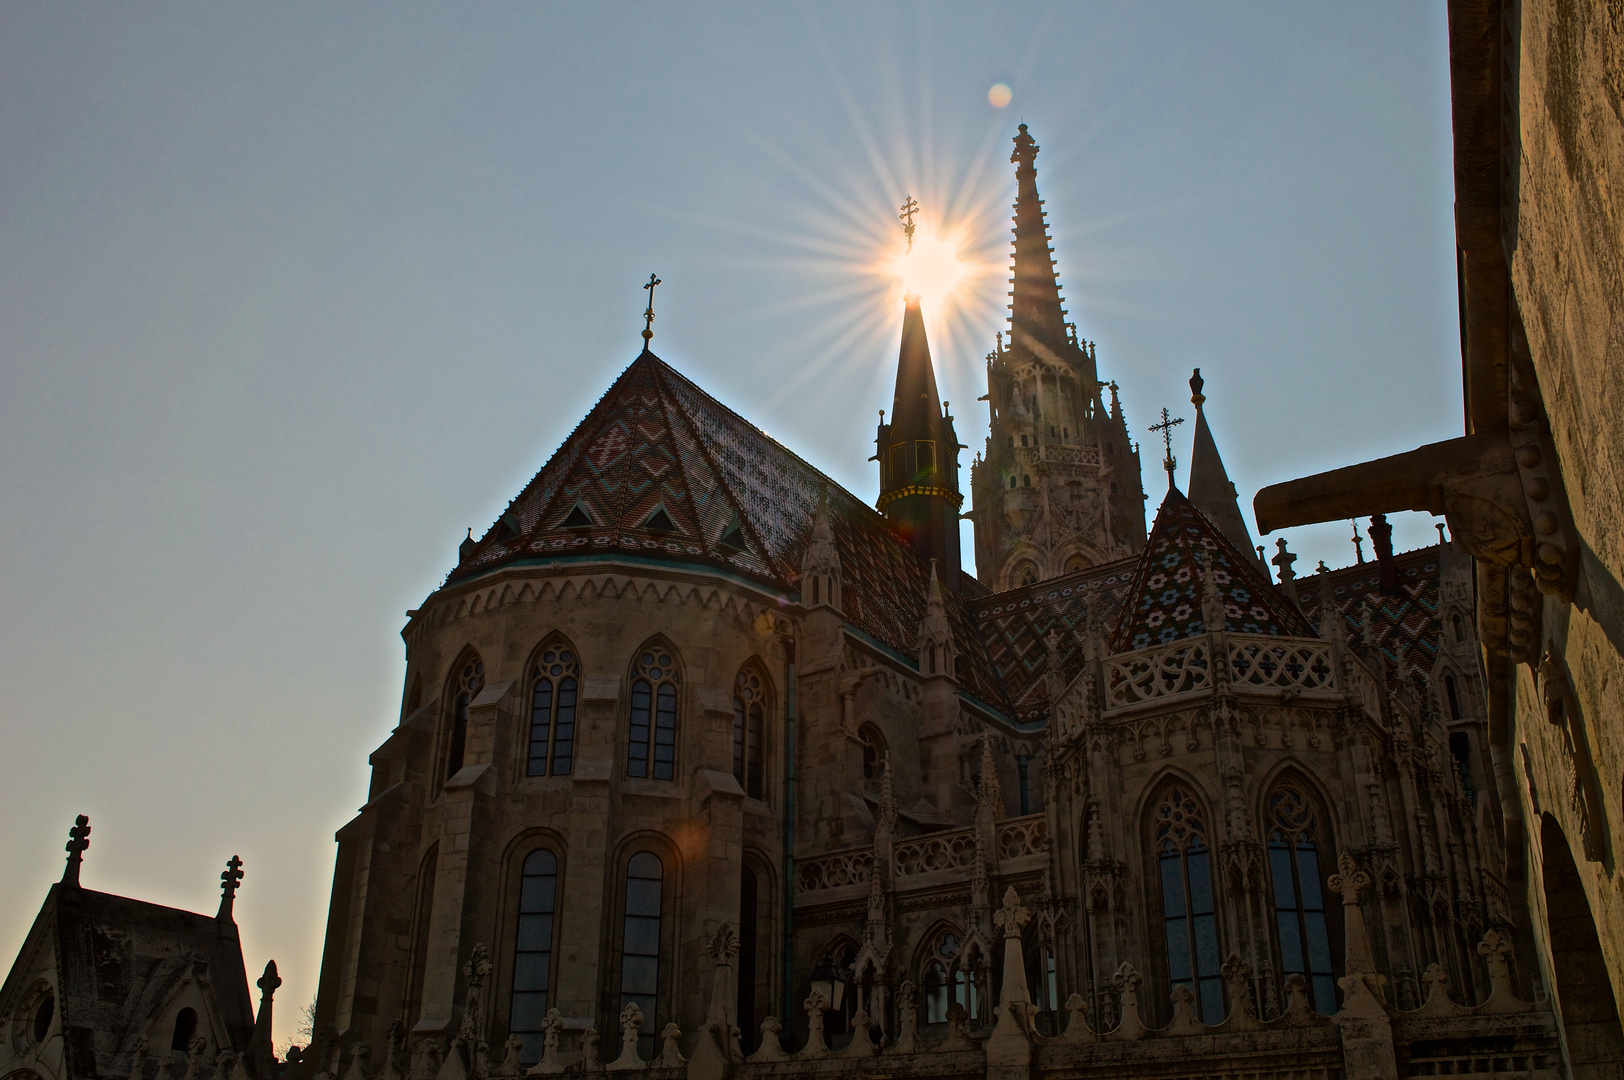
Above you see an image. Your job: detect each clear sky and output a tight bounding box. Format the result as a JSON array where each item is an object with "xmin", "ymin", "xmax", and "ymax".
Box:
[{"xmin": 0, "ymin": 3, "xmax": 1459, "ymax": 1047}]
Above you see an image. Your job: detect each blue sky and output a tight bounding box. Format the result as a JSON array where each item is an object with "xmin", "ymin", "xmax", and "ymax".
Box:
[{"xmin": 0, "ymin": 4, "xmax": 1459, "ymax": 1043}]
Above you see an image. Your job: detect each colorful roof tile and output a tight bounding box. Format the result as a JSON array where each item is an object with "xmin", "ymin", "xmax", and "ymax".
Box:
[
  {"xmin": 1111, "ymin": 488, "xmax": 1316, "ymax": 652},
  {"xmin": 968, "ymin": 559, "xmax": 1140, "ymax": 723},
  {"xmin": 1295, "ymin": 546, "xmax": 1444, "ymax": 696},
  {"xmin": 446, "ymin": 351, "xmax": 1008, "ymax": 710}
]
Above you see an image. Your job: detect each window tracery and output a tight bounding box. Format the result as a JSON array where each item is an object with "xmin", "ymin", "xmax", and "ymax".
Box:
[
  {"xmin": 627, "ymin": 644, "xmax": 680, "ymax": 780},
  {"xmin": 444, "ymin": 653, "xmax": 485, "ymax": 782},
  {"xmin": 858, "ymin": 724, "xmax": 885, "ymax": 782},
  {"xmin": 527, "ymin": 642, "xmax": 579, "ymax": 777},
  {"xmin": 732, "ymin": 665, "xmax": 767, "ymax": 799},
  {"xmin": 1266, "ymin": 780, "xmax": 1336, "ymax": 1014},
  {"xmin": 620, "ymin": 852, "xmax": 664, "ymax": 1058},
  {"xmin": 1154, "ymin": 784, "xmax": 1223, "ymax": 1022}
]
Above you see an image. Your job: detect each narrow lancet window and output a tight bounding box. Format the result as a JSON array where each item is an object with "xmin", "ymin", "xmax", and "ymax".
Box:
[
  {"xmin": 1154, "ymin": 785, "xmax": 1223, "ymax": 1021},
  {"xmin": 1267, "ymin": 782, "xmax": 1336, "ymax": 1013},
  {"xmin": 445, "ymin": 655, "xmax": 485, "ymax": 781},
  {"xmin": 627, "ymin": 645, "xmax": 681, "ymax": 780},
  {"xmin": 509, "ymin": 850, "xmax": 558, "ymax": 1062},
  {"xmin": 620, "ymin": 852, "xmax": 664, "ymax": 1058},
  {"xmin": 528, "ymin": 643, "xmax": 579, "ymax": 776},
  {"xmin": 732, "ymin": 666, "xmax": 766, "ymax": 799}
]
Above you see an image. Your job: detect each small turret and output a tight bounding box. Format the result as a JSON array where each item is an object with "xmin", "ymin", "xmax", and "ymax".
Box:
[{"xmin": 918, "ymin": 560, "xmax": 956, "ymax": 679}]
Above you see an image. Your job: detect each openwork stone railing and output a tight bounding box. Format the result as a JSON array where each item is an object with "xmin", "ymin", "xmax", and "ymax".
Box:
[
  {"xmin": 1105, "ymin": 635, "xmax": 1340, "ymax": 711},
  {"xmin": 1106, "ymin": 640, "xmax": 1213, "ymax": 707},
  {"xmin": 1046, "ymin": 445, "xmax": 1101, "ymax": 468},
  {"xmin": 996, "ymin": 814, "xmax": 1049, "ymax": 860},
  {"xmin": 894, "ymin": 827, "xmax": 977, "ymax": 877},
  {"xmin": 796, "ymin": 848, "xmax": 872, "ymax": 892},
  {"xmin": 1228, "ymin": 639, "xmax": 1335, "ymax": 693}
]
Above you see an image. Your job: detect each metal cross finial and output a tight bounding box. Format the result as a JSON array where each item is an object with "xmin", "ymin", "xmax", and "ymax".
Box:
[
  {"xmin": 641, "ymin": 273, "xmax": 661, "ymax": 347},
  {"xmin": 62, "ymin": 814, "xmax": 91, "ymax": 885},
  {"xmin": 1350, "ymin": 519, "xmax": 1366, "ymax": 564},
  {"xmin": 899, "ymin": 195, "xmax": 919, "ymax": 252},
  {"xmin": 1148, "ymin": 407, "xmax": 1185, "ymax": 482}
]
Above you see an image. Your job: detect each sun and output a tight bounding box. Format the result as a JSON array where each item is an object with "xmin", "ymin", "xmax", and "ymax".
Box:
[{"xmin": 892, "ymin": 229, "xmax": 969, "ymax": 309}]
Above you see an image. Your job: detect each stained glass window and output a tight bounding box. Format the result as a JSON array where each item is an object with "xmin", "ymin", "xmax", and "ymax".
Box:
[
  {"xmin": 1267, "ymin": 782, "xmax": 1336, "ymax": 1013},
  {"xmin": 1154, "ymin": 785, "xmax": 1224, "ymax": 1022}
]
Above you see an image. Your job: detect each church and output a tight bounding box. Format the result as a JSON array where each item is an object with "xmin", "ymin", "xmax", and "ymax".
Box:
[{"xmin": 0, "ymin": 124, "xmax": 1581, "ymax": 1080}]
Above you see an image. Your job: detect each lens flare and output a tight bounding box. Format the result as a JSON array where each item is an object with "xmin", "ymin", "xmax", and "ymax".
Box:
[
  {"xmin": 894, "ymin": 230, "xmax": 968, "ymax": 309},
  {"xmin": 988, "ymin": 83, "xmax": 1012, "ymax": 108}
]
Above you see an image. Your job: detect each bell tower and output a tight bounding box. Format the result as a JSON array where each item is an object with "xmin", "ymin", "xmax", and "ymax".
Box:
[
  {"xmin": 875, "ymin": 293, "xmax": 964, "ymax": 590},
  {"xmin": 970, "ymin": 124, "xmax": 1147, "ymax": 589}
]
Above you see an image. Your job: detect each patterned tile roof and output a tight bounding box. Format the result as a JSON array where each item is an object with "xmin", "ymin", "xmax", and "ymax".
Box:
[
  {"xmin": 446, "ymin": 351, "xmax": 1008, "ymax": 709},
  {"xmin": 1294, "ymin": 545, "xmax": 1445, "ymax": 696},
  {"xmin": 967, "ymin": 559, "xmax": 1139, "ymax": 724},
  {"xmin": 1111, "ymin": 488, "xmax": 1316, "ymax": 652}
]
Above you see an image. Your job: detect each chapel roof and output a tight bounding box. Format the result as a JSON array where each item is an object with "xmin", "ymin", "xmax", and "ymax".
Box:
[
  {"xmin": 447, "ymin": 350, "xmax": 1009, "ymax": 711},
  {"xmin": 0, "ymin": 884, "xmax": 256, "ymax": 1079},
  {"xmin": 1111, "ymin": 486, "xmax": 1317, "ymax": 652}
]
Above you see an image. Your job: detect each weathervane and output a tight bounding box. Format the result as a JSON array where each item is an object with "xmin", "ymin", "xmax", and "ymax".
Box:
[
  {"xmin": 641, "ymin": 273, "xmax": 661, "ymax": 347},
  {"xmin": 899, "ymin": 195, "xmax": 919, "ymax": 252},
  {"xmin": 1148, "ymin": 407, "xmax": 1185, "ymax": 483}
]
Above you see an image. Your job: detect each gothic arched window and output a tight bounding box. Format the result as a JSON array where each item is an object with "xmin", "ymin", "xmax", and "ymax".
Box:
[
  {"xmin": 509, "ymin": 849, "xmax": 559, "ymax": 1062},
  {"xmin": 627, "ymin": 644, "xmax": 681, "ymax": 780},
  {"xmin": 620, "ymin": 852, "xmax": 664, "ymax": 1058},
  {"xmin": 1017, "ymin": 562, "xmax": 1038, "ymax": 587},
  {"xmin": 445, "ymin": 653, "xmax": 485, "ymax": 781},
  {"xmin": 922, "ymin": 932, "xmax": 960, "ymax": 1025},
  {"xmin": 1266, "ymin": 781, "xmax": 1336, "ymax": 1014},
  {"xmin": 527, "ymin": 641, "xmax": 579, "ymax": 776},
  {"xmin": 858, "ymin": 724, "xmax": 885, "ymax": 782},
  {"xmin": 170, "ymin": 1007, "xmax": 197, "ymax": 1051},
  {"xmin": 733, "ymin": 665, "xmax": 767, "ymax": 799},
  {"xmin": 1154, "ymin": 785, "xmax": 1223, "ymax": 1022}
]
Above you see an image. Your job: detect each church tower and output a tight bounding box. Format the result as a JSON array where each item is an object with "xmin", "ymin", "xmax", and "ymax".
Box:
[
  {"xmin": 875, "ymin": 293, "xmax": 964, "ymax": 589},
  {"xmin": 970, "ymin": 124, "xmax": 1147, "ymax": 589}
]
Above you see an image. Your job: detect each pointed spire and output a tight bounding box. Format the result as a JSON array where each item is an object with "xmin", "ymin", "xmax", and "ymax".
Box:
[
  {"xmin": 1008, "ymin": 124, "xmax": 1070, "ymax": 358},
  {"xmin": 218, "ymin": 855, "xmax": 245, "ymax": 921},
  {"xmin": 877, "ymin": 297, "xmax": 963, "ymax": 586},
  {"xmin": 248, "ymin": 961, "xmax": 281, "ymax": 1067},
  {"xmin": 918, "ymin": 560, "xmax": 956, "ymax": 678},
  {"xmin": 1186, "ymin": 369, "xmax": 1261, "ymax": 564},
  {"xmin": 801, "ymin": 486, "xmax": 842, "ymax": 612}
]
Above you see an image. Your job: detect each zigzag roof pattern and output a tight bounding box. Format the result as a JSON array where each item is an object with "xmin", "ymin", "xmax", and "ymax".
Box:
[
  {"xmin": 968, "ymin": 558, "xmax": 1139, "ymax": 724},
  {"xmin": 448, "ymin": 351, "xmax": 1009, "ymax": 712},
  {"xmin": 1295, "ymin": 545, "xmax": 1445, "ymax": 696},
  {"xmin": 1112, "ymin": 487, "xmax": 1317, "ymax": 652}
]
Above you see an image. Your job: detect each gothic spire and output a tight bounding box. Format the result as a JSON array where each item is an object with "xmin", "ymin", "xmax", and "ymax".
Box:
[
  {"xmin": 875, "ymin": 294, "xmax": 963, "ymax": 587},
  {"xmin": 1008, "ymin": 124, "xmax": 1071, "ymax": 362},
  {"xmin": 1185, "ymin": 369, "xmax": 1261, "ymax": 566}
]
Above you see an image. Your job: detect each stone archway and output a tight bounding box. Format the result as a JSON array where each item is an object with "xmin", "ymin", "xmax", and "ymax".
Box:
[{"xmin": 1540, "ymin": 815, "xmax": 1624, "ymax": 1078}]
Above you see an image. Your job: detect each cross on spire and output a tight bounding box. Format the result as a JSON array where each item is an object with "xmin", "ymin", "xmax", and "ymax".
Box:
[
  {"xmin": 899, "ymin": 195, "xmax": 919, "ymax": 253},
  {"xmin": 218, "ymin": 854, "xmax": 244, "ymax": 920},
  {"xmin": 62, "ymin": 814, "xmax": 91, "ymax": 886},
  {"xmin": 640, "ymin": 273, "xmax": 661, "ymax": 348},
  {"xmin": 1148, "ymin": 407, "xmax": 1185, "ymax": 485}
]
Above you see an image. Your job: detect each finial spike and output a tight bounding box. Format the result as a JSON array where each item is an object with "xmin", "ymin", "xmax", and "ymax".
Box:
[
  {"xmin": 218, "ymin": 854, "xmax": 245, "ymax": 920},
  {"xmin": 640, "ymin": 273, "xmax": 662, "ymax": 347},
  {"xmin": 62, "ymin": 814, "xmax": 91, "ymax": 886}
]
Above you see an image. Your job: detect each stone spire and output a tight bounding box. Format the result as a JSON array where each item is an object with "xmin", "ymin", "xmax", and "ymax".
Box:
[
  {"xmin": 1185, "ymin": 369, "xmax": 1261, "ymax": 566},
  {"xmin": 1008, "ymin": 124, "xmax": 1071, "ymax": 362},
  {"xmin": 218, "ymin": 855, "xmax": 244, "ymax": 921},
  {"xmin": 875, "ymin": 296, "xmax": 963, "ymax": 586},
  {"xmin": 917, "ymin": 561, "xmax": 956, "ymax": 678},
  {"xmin": 62, "ymin": 814, "xmax": 90, "ymax": 887}
]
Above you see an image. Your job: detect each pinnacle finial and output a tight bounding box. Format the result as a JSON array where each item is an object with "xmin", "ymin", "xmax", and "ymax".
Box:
[
  {"xmin": 218, "ymin": 854, "xmax": 245, "ymax": 919},
  {"xmin": 1351, "ymin": 519, "xmax": 1366, "ymax": 564},
  {"xmin": 641, "ymin": 273, "xmax": 662, "ymax": 347},
  {"xmin": 1011, "ymin": 123, "xmax": 1038, "ymax": 170},
  {"xmin": 62, "ymin": 814, "xmax": 91, "ymax": 886},
  {"xmin": 1189, "ymin": 367, "xmax": 1206, "ymax": 407}
]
